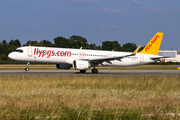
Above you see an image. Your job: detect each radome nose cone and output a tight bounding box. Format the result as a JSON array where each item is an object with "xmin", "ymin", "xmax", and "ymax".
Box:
[{"xmin": 8, "ymin": 53, "xmax": 13, "ymax": 59}]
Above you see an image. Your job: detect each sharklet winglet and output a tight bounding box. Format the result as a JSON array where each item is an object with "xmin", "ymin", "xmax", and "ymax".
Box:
[{"xmin": 133, "ymin": 45, "xmax": 141, "ymax": 54}]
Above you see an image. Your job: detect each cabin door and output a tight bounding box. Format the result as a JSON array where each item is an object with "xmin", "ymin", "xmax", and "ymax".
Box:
[{"xmin": 139, "ymin": 54, "xmax": 144, "ymax": 63}]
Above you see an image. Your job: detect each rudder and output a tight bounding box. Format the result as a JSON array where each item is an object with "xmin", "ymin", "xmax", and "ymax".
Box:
[{"xmin": 139, "ymin": 32, "xmax": 164, "ymax": 55}]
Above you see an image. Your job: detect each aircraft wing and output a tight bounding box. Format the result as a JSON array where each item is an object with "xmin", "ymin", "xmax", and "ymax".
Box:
[
  {"xmin": 88, "ymin": 45, "xmax": 141, "ymax": 63},
  {"xmin": 88, "ymin": 54, "xmax": 132, "ymax": 64}
]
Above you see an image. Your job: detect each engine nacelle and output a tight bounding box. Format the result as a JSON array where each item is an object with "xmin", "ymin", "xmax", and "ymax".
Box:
[
  {"xmin": 56, "ymin": 64, "xmax": 71, "ymax": 69},
  {"xmin": 73, "ymin": 60, "xmax": 91, "ymax": 70}
]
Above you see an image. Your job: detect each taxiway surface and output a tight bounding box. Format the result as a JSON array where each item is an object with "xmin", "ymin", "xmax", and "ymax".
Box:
[{"xmin": 0, "ymin": 70, "xmax": 180, "ymax": 76}]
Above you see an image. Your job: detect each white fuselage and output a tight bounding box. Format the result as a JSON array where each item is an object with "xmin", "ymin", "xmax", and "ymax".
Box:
[{"xmin": 8, "ymin": 46, "xmax": 159, "ymax": 67}]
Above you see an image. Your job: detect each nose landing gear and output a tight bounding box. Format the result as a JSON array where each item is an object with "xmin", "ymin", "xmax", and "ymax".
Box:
[{"xmin": 25, "ymin": 62, "xmax": 30, "ymax": 71}]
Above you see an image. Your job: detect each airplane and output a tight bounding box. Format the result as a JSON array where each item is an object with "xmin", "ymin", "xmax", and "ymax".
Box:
[{"xmin": 8, "ymin": 32, "xmax": 165, "ymax": 73}]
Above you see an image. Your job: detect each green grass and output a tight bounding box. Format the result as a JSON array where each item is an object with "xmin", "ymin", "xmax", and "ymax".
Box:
[{"xmin": 0, "ymin": 75, "xmax": 180, "ymax": 119}]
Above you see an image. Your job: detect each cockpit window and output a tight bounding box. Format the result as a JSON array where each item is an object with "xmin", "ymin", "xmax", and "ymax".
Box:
[{"xmin": 14, "ymin": 49, "xmax": 23, "ymax": 53}]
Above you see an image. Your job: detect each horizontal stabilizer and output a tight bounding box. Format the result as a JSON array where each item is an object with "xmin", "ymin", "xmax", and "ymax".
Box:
[{"xmin": 150, "ymin": 56, "xmax": 170, "ymax": 60}]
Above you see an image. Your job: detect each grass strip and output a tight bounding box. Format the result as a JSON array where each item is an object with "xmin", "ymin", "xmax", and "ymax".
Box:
[{"xmin": 0, "ymin": 75, "xmax": 180, "ymax": 119}]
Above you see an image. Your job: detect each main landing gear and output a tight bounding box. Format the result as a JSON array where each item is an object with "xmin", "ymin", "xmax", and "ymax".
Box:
[
  {"xmin": 80, "ymin": 70, "xmax": 86, "ymax": 73},
  {"xmin": 79, "ymin": 67, "xmax": 98, "ymax": 74},
  {"xmin": 92, "ymin": 66, "xmax": 98, "ymax": 74},
  {"xmin": 25, "ymin": 62, "xmax": 30, "ymax": 71},
  {"xmin": 79, "ymin": 69, "xmax": 98, "ymax": 73},
  {"xmin": 92, "ymin": 69, "xmax": 98, "ymax": 74}
]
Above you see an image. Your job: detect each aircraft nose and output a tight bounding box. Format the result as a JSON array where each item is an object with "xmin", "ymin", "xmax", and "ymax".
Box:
[{"xmin": 8, "ymin": 53, "xmax": 14, "ymax": 59}]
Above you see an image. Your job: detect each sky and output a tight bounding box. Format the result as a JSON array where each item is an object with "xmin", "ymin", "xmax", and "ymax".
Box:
[{"xmin": 0, "ymin": 0, "xmax": 180, "ymax": 50}]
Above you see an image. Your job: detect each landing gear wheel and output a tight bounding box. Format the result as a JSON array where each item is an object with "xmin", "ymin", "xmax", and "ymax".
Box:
[
  {"xmin": 25, "ymin": 68, "xmax": 29, "ymax": 71},
  {"xmin": 80, "ymin": 70, "xmax": 86, "ymax": 73},
  {"xmin": 92, "ymin": 69, "xmax": 98, "ymax": 74},
  {"xmin": 25, "ymin": 62, "xmax": 30, "ymax": 71}
]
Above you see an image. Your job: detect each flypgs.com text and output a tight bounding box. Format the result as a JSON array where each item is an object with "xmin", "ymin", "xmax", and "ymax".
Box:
[{"xmin": 34, "ymin": 48, "xmax": 71, "ymax": 58}]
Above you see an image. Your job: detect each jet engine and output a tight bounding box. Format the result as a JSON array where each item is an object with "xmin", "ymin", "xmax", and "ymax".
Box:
[
  {"xmin": 73, "ymin": 60, "xmax": 91, "ymax": 70},
  {"xmin": 56, "ymin": 64, "xmax": 72, "ymax": 69}
]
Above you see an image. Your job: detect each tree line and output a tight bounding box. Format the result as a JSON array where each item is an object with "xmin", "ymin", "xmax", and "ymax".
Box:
[{"xmin": 0, "ymin": 35, "xmax": 144, "ymax": 61}]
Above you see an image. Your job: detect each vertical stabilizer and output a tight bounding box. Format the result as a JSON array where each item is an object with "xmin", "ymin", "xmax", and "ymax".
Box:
[{"xmin": 139, "ymin": 32, "xmax": 164, "ymax": 55}]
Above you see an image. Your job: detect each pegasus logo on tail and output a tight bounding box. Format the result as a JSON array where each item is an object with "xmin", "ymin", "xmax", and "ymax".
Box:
[
  {"xmin": 145, "ymin": 34, "xmax": 159, "ymax": 52},
  {"xmin": 139, "ymin": 32, "xmax": 164, "ymax": 55}
]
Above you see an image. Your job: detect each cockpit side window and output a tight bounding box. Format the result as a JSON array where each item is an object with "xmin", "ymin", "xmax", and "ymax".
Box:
[{"xmin": 14, "ymin": 49, "xmax": 23, "ymax": 53}]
